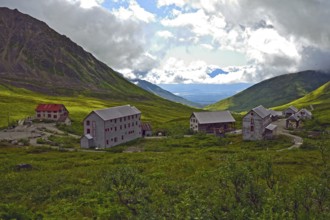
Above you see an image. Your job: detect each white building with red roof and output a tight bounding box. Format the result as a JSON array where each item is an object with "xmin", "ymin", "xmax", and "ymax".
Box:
[{"xmin": 35, "ymin": 104, "xmax": 70, "ymax": 124}]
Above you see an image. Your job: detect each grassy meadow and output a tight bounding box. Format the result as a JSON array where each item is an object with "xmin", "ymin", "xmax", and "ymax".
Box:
[
  {"xmin": 0, "ymin": 82, "xmax": 330, "ymax": 219},
  {"xmin": 0, "ymin": 133, "xmax": 329, "ymax": 219}
]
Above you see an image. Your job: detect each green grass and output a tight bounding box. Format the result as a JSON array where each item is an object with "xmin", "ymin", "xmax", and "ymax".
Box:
[
  {"xmin": 0, "ymin": 133, "xmax": 329, "ymax": 219},
  {"xmin": 0, "ymin": 83, "xmax": 196, "ymax": 134},
  {"xmin": 275, "ymin": 81, "xmax": 330, "ymax": 125}
]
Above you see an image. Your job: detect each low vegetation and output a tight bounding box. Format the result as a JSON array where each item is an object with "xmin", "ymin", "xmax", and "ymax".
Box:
[{"xmin": 0, "ymin": 132, "xmax": 329, "ymax": 219}]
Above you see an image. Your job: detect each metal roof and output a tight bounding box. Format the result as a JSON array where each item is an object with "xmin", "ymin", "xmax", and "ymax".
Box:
[
  {"xmin": 265, "ymin": 124, "xmax": 277, "ymax": 131},
  {"xmin": 287, "ymin": 106, "xmax": 298, "ymax": 113},
  {"xmin": 298, "ymin": 108, "xmax": 312, "ymax": 116},
  {"xmin": 252, "ymin": 105, "xmax": 271, "ymax": 118},
  {"xmin": 84, "ymin": 134, "xmax": 93, "ymax": 140},
  {"xmin": 269, "ymin": 110, "xmax": 282, "ymax": 117},
  {"xmin": 141, "ymin": 123, "xmax": 152, "ymax": 131},
  {"xmin": 287, "ymin": 114, "xmax": 300, "ymax": 121},
  {"xmin": 93, "ymin": 105, "xmax": 141, "ymax": 121},
  {"xmin": 192, "ymin": 111, "xmax": 235, "ymax": 124}
]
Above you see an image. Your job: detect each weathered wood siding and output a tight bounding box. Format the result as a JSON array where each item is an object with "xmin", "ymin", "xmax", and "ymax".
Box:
[{"xmin": 243, "ymin": 111, "xmax": 271, "ymax": 140}]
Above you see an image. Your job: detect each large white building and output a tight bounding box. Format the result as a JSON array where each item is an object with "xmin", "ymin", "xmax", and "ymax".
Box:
[{"xmin": 81, "ymin": 105, "xmax": 142, "ymax": 148}]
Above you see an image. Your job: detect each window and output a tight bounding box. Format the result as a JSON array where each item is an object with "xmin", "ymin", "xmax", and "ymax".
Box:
[
  {"xmin": 48, "ymin": 114, "xmax": 51, "ymax": 118},
  {"xmin": 86, "ymin": 120, "xmax": 90, "ymax": 126},
  {"xmin": 53, "ymin": 115, "xmax": 57, "ymax": 119},
  {"xmin": 250, "ymin": 126, "xmax": 254, "ymax": 132},
  {"xmin": 87, "ymin": 129, "xmax": 90, "ymax": 134},
  {"xmin": 251, "ymin": 112, "xmax": 254, "ymax": 116},
  {"xmin": 132, "ymin": 122, "xmax": 134, "ymax": 126},
  {"xmin": 122, "ymin": 135, "xmax": 124, "ymax": 140},
  {"xmin": 128, "ymin": 116, "xmax": 130, "ymax": 120},
  {"xmin": 120, "ymin": 125, "xmax": 122, "ymax": 130},
  {"xmin": 106, "ymin": 140, "xmax": 109, "ymax": 145},
  {"xmin": 120, "ymin": 118, "xmax": 122, "ymax": 122},
  {"xmin": 114, "ymin": 137, "xmax": 117, "ymax": 143},
  {"xmin": 124, "ymin": 124, "xmax": 126, "ymax": 129},
  {"xmin": 124, "ymin": 117, "xmax": 126, "ymax": 121},
  {"xmin": 115, "ymin": 127, "xmax": 117, "ymax": 131},
  {"xmin": 37, "ymin": 114, "xmax": 41, "ymax": 117},
  {"xmin": 136, "ymin": 121, "xmax": 138, "ymax": 125}
]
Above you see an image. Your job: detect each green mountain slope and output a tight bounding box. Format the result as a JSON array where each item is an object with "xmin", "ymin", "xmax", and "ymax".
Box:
[
  {"xmin": 0, "ymin": 83, "xmax": 195, "ymax": 133},
  {"xmin": 206, "ymin": 71, "xmax": 330, "ymax": 112},
  {"xmin": 0, "ymin": 7, "xmax": 196, "ymax": 132},
  {"xmin": 0, "ymin": 7, "xmax": 153, "ymax": 100},
  {"xmin": 131, "ymin": 79, "xmax": 202, "ymax": 108},
  {"xmin": 275, "ymin": 81, "xmax": 330, "ymax": 124}
]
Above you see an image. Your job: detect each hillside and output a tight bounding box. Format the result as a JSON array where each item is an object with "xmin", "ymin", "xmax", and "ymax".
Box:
[
  {"xmin": 206, "ymin": 71, "xmax": 330, "ymax": 112},
  {"xmin": 131, "ymin": 79, "xmax": 202, "ymax": 108},
  {"xmin": 275, "ymin": 81, "xmax": 330, "ymax": 124},
  {"xmin": 0, "ymin": 7, "xmax": 197, "ymax": 132},
  {"xmin": 0, "ymin": 83, "xmax": 195, "ymax": 133},
  {"xmin": 0, "ymin": 7, "xmax": 154, "ymax": 100}
]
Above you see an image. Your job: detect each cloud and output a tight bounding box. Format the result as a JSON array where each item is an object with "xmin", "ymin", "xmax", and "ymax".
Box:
[
  {"xmin": 1, "ymin": 0, "xmax": 330, "ymax": 85},
  {"xmin": 1, "ymin": 0, "xmax": 156, "ymax": 72}
]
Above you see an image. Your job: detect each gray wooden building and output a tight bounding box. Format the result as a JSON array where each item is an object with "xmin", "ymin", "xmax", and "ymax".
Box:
[
  {"xmin": 283, "ymin": 106, "xmax": 298, "ymax": 118},
  {"xmin": 243, "ymin": 105, "xmax": 277, "ymax": 140},
  {"xmin": 81, "ymin": 105, "xmax": 142, "ymax": 148},
  {"xmin": 297, "ymin": 108, "xmax": 312, "ymax": 120},
  {"xmin": 190, "ymin": 111, "xmax": 235, "ymax": 135}
]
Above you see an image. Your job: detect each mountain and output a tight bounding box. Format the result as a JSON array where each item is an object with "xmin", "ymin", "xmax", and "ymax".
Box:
[
  {"xmin": 0, "ymin": 7, "xmax": 197, "ymax": 132},
  {"xmin": 275, "ymin": 81, "xmax": 330, "ymax": 124},
  {"xmin": 131, "ymin": 79, "xmax": 202, "ymax": 108},
  {"xmin": 206, "ymin": 70, "xmax": 330, "ymax": 112},
  {"xmin": 159, "ymin": 83, "xmax": 252, "ymax": 106},
  {"xmin": 0, "ymin": 7, "xmax": 153, "ymax": 100}
]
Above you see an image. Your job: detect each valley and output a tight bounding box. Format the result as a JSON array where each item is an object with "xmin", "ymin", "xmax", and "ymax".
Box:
[{"xmin": 0, "ymin": 6, "xmax": 329, "ymax": 220}]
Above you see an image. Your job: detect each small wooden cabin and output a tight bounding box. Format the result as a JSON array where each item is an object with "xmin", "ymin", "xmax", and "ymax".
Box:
[
  {"xmin": 190, "ymin": 111, "xmax": 235, "ymax": 135},
  {"xmin": 283, "ymin": 106, "xmax": 298, "ymax": 118}
]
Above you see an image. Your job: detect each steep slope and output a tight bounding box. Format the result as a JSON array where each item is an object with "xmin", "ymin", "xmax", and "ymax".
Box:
[
  {"xmin": 131, "ymin": 79, "xmax": 202, "ymax": 108},
  {"xmin": 0, "ymin": 7, "xmax": 151, "ymax": 100},
  {"xmin": 275, "ymin": 81, "xmax": 330, "ymax": 124},
  {"xmin": 206, "ymin": 71, "xmax": 330, "ymax": 112}
]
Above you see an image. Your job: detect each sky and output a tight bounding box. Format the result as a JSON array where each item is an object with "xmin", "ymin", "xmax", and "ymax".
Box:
[{"xmin": 1, "ymin": 0, "xmax": 330, "ymax": 84}]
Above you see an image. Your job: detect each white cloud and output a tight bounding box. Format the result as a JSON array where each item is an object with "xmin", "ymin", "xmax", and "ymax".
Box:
[
  {"xmin": 67, "ymin": 0, "xmax": 104, "ymax": 8},
  {"xmin": 157, "ymin": 0, "xmax": 186, "ymax": 8},
  {"xmin": 112, "ymin": 0, "xmax": 155, "ymax": 23},
  {"xmin": 156, "ymin": 30, "xmax": 174, "ymax": 39}
]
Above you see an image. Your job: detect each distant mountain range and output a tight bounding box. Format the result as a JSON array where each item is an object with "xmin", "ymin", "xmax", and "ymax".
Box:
[
  {"xmin": 131, "ymin": 79, "xmax": 203, "ymax": 108},
  {"xmin": 159, "ymin": 83, "xmax": 252, "ymax": 106},
  {"xmin": 206, "ymin": 70, "xmax": 330, "ymax": 112}
]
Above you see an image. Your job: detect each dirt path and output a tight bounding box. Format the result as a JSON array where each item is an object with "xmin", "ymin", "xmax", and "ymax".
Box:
[{"xmin": 272, "ymin": 119, "xmax": 303, "ymax": 151}]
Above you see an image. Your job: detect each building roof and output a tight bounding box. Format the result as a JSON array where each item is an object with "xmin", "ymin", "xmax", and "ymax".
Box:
[
  {"xmin": 286, "ymin": 106, "xmax": 298, "ymax": 113},
  {"xmin": 92, "ymin": 105, "xmax": 141, "ymax": 121},
  {"xmin": 192, "ymin": 111, "xmax": 236, "ymax": 124},
  {"xmin": 252, "ymin": 105, "xmax": 271, "ymax": 119},
  {"xmin": 36, "ymin": 104, "xmax": 66, "ymax": 112},
  {"xmin": 298, "ymin": 108, "xmax": 312, "ymax": 116},
  {"xmin": 269, "ymin": 110, "xmax": 282, "ymax": 117},
  {"xmin": 83, "ymin": 134, "xmax": 93, "ymax": 140},
  {"xmin": 287, "ymin": 114, "xmax": 300, "ymax": 121},
  {"xmin": 141, "ymin": 123, "xmax": 152, "ymax": 131},
  {"xmin": 265, "ymin": 124, "xmax": 277, "ymax": 131}
]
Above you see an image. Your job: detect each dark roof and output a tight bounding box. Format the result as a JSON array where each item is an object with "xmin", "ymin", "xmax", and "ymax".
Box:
[
  {"xmin": 252, "ymin": 105, "xmax": 270, "ymax": 118},
  {"xmin": 92, "ymin": 105, "xmax": 141, "ymax": 121},
  {"xmin": 192, "ymin": 111, "xmax": 235, "ymax": 124},
  {"xmin": 141, "ymin": 123, "xmax": 152, "ymax": 131},
  {"xmin": 36, "ymin": 104, "xmax": 66, "ymax": 112}
]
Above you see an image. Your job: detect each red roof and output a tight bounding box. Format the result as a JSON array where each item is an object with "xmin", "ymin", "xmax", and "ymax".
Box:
[{"xmin": 35, "ymin": 104, "xmax": 66, "ymax": 112}]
